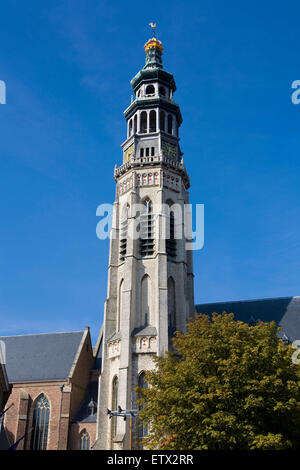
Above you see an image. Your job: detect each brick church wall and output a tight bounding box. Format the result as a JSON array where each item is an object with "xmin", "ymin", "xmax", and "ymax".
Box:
[
  {"xmin": 68, "ymin": 421, "xmax": 97, "ymax": 450},
  {"xmin": 4, "ymin": 381, "xmax": 68, "ymax": 450}
]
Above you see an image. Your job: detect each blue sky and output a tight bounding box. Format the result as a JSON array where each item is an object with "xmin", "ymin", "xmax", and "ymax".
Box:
[{"xmin": 1, "ymin": 0, "xmax": 300, "ymax": 344}]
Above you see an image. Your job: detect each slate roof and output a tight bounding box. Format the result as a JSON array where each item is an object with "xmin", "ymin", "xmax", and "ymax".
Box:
[
  {"xmin": 94, "ymin": 333, "xmax": 103, "ymax": 370},
  {"xmin": 72, "ymin": 381, "xmax": 98, "ymax": 423},
  {"xmin": 195, "ymin": 296, "xmax": 300, "ymax": 342},
  {"xmin": 132, "ymin": 326, "xmax": 157, "ymax": 337},
  {"xmin": 0, "ymin": 331, "xmax": 85, "ymax": 383}
]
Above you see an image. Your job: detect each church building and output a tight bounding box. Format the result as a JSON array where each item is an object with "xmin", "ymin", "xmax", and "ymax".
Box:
[{"xmin": 0, "ymin": 32, "xmax": 299, "ymax": 450}]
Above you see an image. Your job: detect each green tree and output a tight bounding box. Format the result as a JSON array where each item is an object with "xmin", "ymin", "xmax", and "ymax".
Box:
[{"xmin": 137, "ymin": 313, "xmax": 300, "ymax": 450}]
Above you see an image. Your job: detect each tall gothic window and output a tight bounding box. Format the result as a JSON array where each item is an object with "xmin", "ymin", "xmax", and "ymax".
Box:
[
  {"xmin": 138, "ymin": 372, "xmax": 148, "ymax": 440},
  {"xmin": 141, "ymin": 275, "xmax": 151, "ymax": 327},
  {"xmin": 117, "ymin": 279, "xmax": 124, "ymax": 332},
  {"xmin": 112, "ymin": 377, "xmax": 118, "ymax": 437},
  {"xmin": 30, "ymin": 394, "xmax": 50, "ymax": 450},
  {"xmin": 140, "ymin": 199, "xmax": 154, "ymax": 257},
  {"xmin": 80, "ymin": 429, "xmax": 90, "ymax": 450}
]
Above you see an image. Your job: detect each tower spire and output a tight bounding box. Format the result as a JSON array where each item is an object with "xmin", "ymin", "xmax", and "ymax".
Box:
[{"xmin": 144, "ymin": 23, "xmax": 163, "ymax": 69}]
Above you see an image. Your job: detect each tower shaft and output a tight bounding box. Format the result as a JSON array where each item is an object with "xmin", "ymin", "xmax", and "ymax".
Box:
[{"xmin": 96, "ymin": 35, "xmax": 194, "ymax": 450}]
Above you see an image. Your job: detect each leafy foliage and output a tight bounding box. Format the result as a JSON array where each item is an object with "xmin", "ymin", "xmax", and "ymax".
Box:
[{"xmin": 137, "ymin": 313, "xmax": 300, "ymax": 450}]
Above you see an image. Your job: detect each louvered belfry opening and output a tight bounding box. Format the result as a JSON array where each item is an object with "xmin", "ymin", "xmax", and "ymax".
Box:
[
  {"xmin": 120, "ymin": 205, "xmax": 129, "ymax": 261},
  {"xmin": 166, "ymin": 206, "xmax": 176, "ymax": 258},
  {"xmin": 140, "ymin": 199, "xmax": 154, "ymax": 257}
]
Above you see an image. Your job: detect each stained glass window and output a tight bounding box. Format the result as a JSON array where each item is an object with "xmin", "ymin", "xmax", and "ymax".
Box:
[{"xmin": 30, "ymin": 394, "xmax": 50, "ymax": 450}]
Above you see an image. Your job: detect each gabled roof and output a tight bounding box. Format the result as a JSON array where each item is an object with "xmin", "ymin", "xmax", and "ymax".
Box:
[
  {"xmin": 195, "ymin": 296, "xmax": 300, "ymax": 342},
  {"xmin": 0, "ymin": 331, "xmax": 85, "ymax": 383}
]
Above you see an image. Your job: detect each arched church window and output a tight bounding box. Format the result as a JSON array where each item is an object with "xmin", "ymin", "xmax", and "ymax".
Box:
[
  {"xmin": 129, "ymin": 119, "xmax": 133, "ymax": 136},
  {"xmin": 159, "ymin": 86, "xmax": 166, "ymax": 96},
  {"xmin": 140, "ymin": 111, "xmax": 147, "ymax": 134},
  {"xmin": 160, "ymin": 110, "xmax": 165, "ymax": 131},
  {"xmin": 168, "ymin": 277, "xmax": 176, "ymax": 329},
  {"xmin": 145, "ymin": 84, "xmax": 155, "ymax": 95},
  {"xmin": 149, "ymin": 110, "xmax": 156, "ymax": 133},
  {"xmin": 112, "ymin": 376, "xmax": 118, "ymax": 437},
  {"xmin": 80, "ymin": 429, "xmax": 90, "ymax": 450},
  {"xmin": 138, "ymin": 372, "xmax": 148, "ymax": 440},
  {"xmin": 117, "ymin": 279, "xmax": 124, "ymax": 331},
  {"xmin": 30, "ymin": 394, "xmax": 50, "ymax": 450},
  {"xmin": 167, "ymin": 114, "xmax": 173, "ymax": 134},
  {"xmin": 120, "ymin": 205, "xmax": 129, "ymax": 262},
  {"xmin": 140, "ymin": 199, "xmax": 154, "ymax": 257}
]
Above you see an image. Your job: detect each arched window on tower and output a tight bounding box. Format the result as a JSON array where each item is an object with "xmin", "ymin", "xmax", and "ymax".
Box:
[
  {"xmin": 129, "ymin": 119, "xmax": 133, "ymax": 136},
  {"xmin": 138, "ymin": 372, "xmax": 148, "ymax": 441},
  {"xmin": 168, "ymin": 277, "xmax": 176, "ymax": 330},
  {"xmin": 140, "ymin": 199, "xmax": 154, "ymax": 257},
  {"xmin": 168, "ymin": 114, "xmax": 173, "ymax": 134},
  {"xmin": 145, "ymin": 84, "xmax": 155, "ymax": 95},
  {"xmin": 80, "ymin": 429, "xmax": 90, "ymax": 450},
  {"xmin": 112, "ymin": 377, "xmax": 118, "ymax": 437},
  {"xmin": 159, "ymin": 86, "xmax": 166, "ymax": 96},
  {"xmin": 134, "ymin": 114, "xmax": 137, "ymax": 134},
  {"xmin": 160, "ymin": 110, "xmax": 165, "ymax": 131},
  {"xmin": 30, "ymin": 394, "xmax": 50, "ymax": 450},
  {"xmin": 141, "ymin": 275, "xmax": 151, "ymax": 327},
  {"xmin": 149, "ymin": 110, "xmax": 156, "ymax": 133},
  {"xmin": 140, "ymin": 111, "xmax": 147, "ymax": 134},
  {"xmin": 117, "ymin": 279, "xmax": 124, "ymax": 332}
]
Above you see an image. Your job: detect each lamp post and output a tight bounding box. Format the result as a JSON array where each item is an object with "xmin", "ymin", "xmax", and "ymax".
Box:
[{"xmin": 107, "ymin": 406, "xmax": 138, "ymax": 450}]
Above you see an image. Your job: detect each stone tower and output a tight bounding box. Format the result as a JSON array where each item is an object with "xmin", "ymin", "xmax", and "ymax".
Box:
[{"xmin": 96, "ymin": 33, "xmax": 194, "ymax": 450}]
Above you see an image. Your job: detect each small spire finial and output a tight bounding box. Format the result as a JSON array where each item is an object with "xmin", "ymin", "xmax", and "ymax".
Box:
[{"xmin": 149, "ymin": 22, "xmax": 157, "ymax": 38}]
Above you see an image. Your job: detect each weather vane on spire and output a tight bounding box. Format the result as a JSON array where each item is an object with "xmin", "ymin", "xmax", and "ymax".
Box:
[{"xmin": 149, "ymin": 22, "xmax": 157, "ymax": 38}]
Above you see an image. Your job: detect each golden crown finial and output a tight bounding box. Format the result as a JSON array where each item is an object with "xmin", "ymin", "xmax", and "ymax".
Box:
[{"xmin": 144, "ymin": 23, "xmax": 163, "ymax": 53}]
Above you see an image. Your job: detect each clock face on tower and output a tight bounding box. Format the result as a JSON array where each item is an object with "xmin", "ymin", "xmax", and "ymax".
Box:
[
  {"xmin": 162, "ymin": 140, "xmax": 176, "ymax": 158},
  {"xmin": 124, "ymin": 143, "xmax": 134, "ymax": 163}
]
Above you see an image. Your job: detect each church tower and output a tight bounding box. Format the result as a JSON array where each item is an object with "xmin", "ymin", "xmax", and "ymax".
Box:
[{"xmin": 96, "ymin": 30, "xmax": 194, "ymax": 450}]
